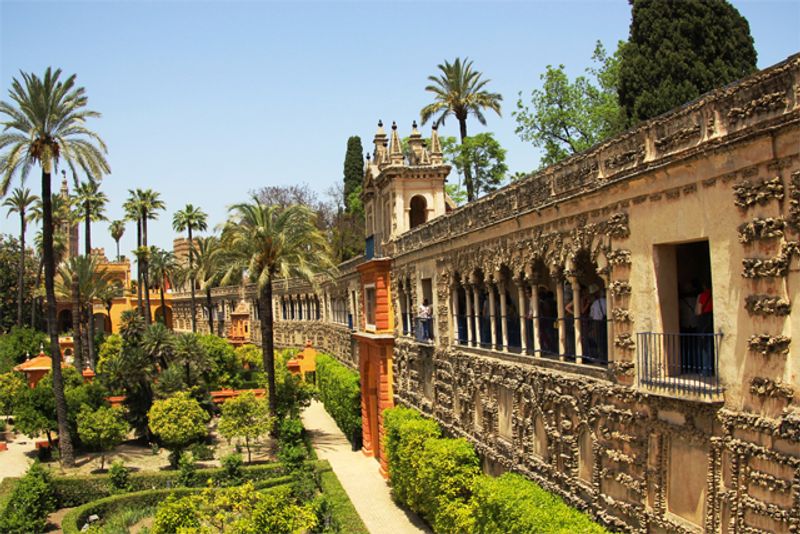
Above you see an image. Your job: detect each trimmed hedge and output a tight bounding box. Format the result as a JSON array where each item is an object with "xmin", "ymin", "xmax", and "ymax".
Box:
[
  {"xmin": 317, "ymin": 462, "xmax": 369, "ymax": 534},
  {"xmin": 316, "ymin": 354, "xmax": 361, "ymax": 444},
  {"xmin": 50, "ymin": 461, "xmax": 287, "ymax": 508},
  {"xmin": 61, "ymin": 476, "xmax": 294, "ymax": 533},
  {"xmin": 383, "ymin": 406, "xmax": 610, "ymax": 534}
]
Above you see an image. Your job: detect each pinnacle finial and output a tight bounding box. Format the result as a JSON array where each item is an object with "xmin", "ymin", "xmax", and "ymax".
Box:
[
  {"xmin": 366, "ymin": 152, "xmax": 371, "ymax": 160},
  {"xmin": 391, "ymin": 121, "xmax": 397, "ymax": 130},
  {"xmin": 378, "ymin": 119, "xmax": 383, "ymax": 128},
  {"xmin": 412, "ymin": 120, "xmax": 418, "ymax": 129}
]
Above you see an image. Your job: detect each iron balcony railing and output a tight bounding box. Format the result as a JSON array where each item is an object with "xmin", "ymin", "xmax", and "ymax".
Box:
[
  {"xmin": 413, "ymin": 317, "xmax": 434, "ymax": 344},
  {"xmin": 637, "ymin": 332, "xmax": 723, "ymax": 398}
]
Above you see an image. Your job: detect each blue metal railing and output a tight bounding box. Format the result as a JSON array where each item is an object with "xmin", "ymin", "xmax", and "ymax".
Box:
[{"xmin": 637, "ymin": 332, "xmax": 723, "ymax": 398}]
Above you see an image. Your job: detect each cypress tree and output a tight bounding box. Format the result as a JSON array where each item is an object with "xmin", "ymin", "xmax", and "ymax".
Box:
[
  {"xmin": 618, "ymin": 0, "xmax": 757, "ymax": 124},
  {"xmin": 343, "ymin": 136, "xmax": 364, "ymax": 212}
]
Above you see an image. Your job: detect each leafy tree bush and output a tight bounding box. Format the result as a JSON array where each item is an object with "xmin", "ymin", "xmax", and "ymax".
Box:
[
  {"xmin": 316, "ymin": 354, "xmax": 362, "ymax": 445},
  {"xmin": 177, "ymin": 451, "xmax": 197, "ymax": 486},
  {"xmin": 0, "ymin": 371, "xmax": 26, "ymax": 415},
  {"xmin": 275, "ymin": 349, "xmax": 314, "ymax": 420},
  {"xmin": 235, "ymin": 343, "xmax": 263, "ymax": 372},
  {"xmin": 471, "ymin": 472, "xmax": 608, "ymax": 533},
  {"xmin": 148, "ymin": 392, "xmax": 209, "ymax": 467},
  {"xmin": 0, "ymin": 326, "xmax": 48, "ymax": 374},
  {"xmin": 220, "ymin": 452, "xmax": 244, "ymax": 486},
  {"xmin": 618, "ymin": 0, "xmax": 757, "ymax": 124},
  {"xmin": 218, "ymin": 391, "xmax": 273, "ymax": 463},
  {"xmin": 198, "ymin": 333, "xmax": 241, "ymax": 388},
  {"xmin": 77, "ymin": 405, "xmax": 128, "ymax": 469},
  {"xmin": 0, "ymin": 462, "xmax": 55, "ymax": 534},
  {"xmin": 108, "ymin": 460, "xmax": 131, "ymax": 492}
]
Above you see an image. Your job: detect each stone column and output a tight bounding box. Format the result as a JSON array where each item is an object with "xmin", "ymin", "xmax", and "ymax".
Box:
[
  {"xmin": 465, "ymin": 283, "xmax": 474, "ymax": 346},
  {"xmin": 498, "ymin": 281, "xmax": 508, "ymax": 351},
  {"xmin": 472, "ymin": 285, "xmax": 481, "ymax": 347},
  {"xmin": 516, "ymin": 277, "xmax": 528, "ymax": 353},
  {"xmin": 530, "ymin": 283, "xmax": 541, "ymax": 357},
  {"xmin": 451, "ymin": 283, "xmax": 460, "ymax": 345},
  {"xmin": 556, "ymin": 278, "xmax": 566, "ymax": 361},
  {"xmin": 571, "ymin": 276, "xmax": 584, "ymax": 365},
  {"xmin": 488, "ymin": 278, "xmax": 497, "ymax": 348}
]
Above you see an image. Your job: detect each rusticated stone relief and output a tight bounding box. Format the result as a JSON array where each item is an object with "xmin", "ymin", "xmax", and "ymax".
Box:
[
  {"xmin": 605, "ymin": 249, "xmax": 631, "ymax": 265},
  {"xmin": 609, "ymin": 280, "xmax": 632, "ymax": 297},
  {"xmin": 727, "ymin": 91, "xmax": 788, "ymax": 125},
  {"xmin": 611, "ymin": 308, "xmax": 632, "ymax": 324},
  {"xmin": 742, "ymin": 241, "xmax": 800, "ymax": 279},
  {"xmin": 392, "ymin": 344, "xmax": 800, "ymax": 534},
  {"xmin": 750, "ymin": 377, "xmax": 795, "ymax": 401},
  {"xmin": 273, "ymin": 321, "xmax": 357, "ymax": 369},
  {"xmin": 654, "ymin": 120, "xmax": 702, "ymax": 154},
  {"xmin": 737, "ymin": 217, "xmax": 786, "ymax": 243},
  {"xmin": 788, "ymin": 170, "xmax": 800, "ymax": 232},
  {"xmin": 733, "ymin": 176, "xmax": 785, "ymax": 208},
  {"xmin": 748, "ymin": 334, "xmax": 791, "ymax": 356},
  {"xmin": 744, "ymin": 294, "xmax": 792, "ymax": 316}
]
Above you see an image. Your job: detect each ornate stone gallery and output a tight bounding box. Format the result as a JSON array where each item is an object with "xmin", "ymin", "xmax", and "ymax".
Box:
[{"xmin": 172, "ymin": 54, "xmax": 800, "ymax": 533}]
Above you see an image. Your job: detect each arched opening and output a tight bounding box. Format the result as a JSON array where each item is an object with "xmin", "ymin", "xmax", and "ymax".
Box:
[
  {"xmin": 58, "ymin": 310, "xmax": 73, "ymax": 333},
  {"xmin": 155, "ymin": 306, "xmax": 173, "ymax": 329},
  {"xmin": 409, "ymin": 195, "xmax": 427, "ymax": 229},
  {"xmin": 530, "ymin": 260, "xmax": 558, "ymax": 357},
  {"xmin": 572, "ymin": 250, "xmax": 607, "ymax": 365},
  {"xmin": 93, "ymin": 313, "xmax": 112, "ymax": 334}
]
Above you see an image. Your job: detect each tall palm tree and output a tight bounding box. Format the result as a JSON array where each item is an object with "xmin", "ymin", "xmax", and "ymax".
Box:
[
  {"xmin": 0, "ymin": 67, "xmax": 109, "ymax": 466},
  {"xmin": 123, "ymin": 196, "xmax": 144, "ymax": 317},
  {"xmin": 194, "ymin": 235, "xmax": 226, "ymax": 335},
  {"xmin": 420, "ymin": 57, "xmax": 503, "ymax": 202},
  {"xmin": 108, "ymin": 220, "xmax": 125, "ymax": 261},
  {"xmin": 148, "ymin": 246, "xmax": 178, "ymax": 328},
  {"xmin": 74, "ymin": 177, "xmax": 107, "ymax": 366},
  {"xmin": 126, "ymin": 189, "xmax": 165, "ymax": 323},
  {"xmin": 3, "ymin": 187, "xmax": 39, "ymax": 326},
  {"xmin": 173, "ymin": 204, "xmax": 208, "ymax": 333},
  {"xmin": 221, "ymin": 197, "xmax": 335, "ymax": 413},
  {"xmin": 55, "ymin": 255, "xmax": 114, "ymax": 370}
]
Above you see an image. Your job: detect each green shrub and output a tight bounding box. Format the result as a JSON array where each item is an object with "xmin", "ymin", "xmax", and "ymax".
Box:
[
  {"xmin": 471, "ymin": 472, "xmax": 608, "ymax": 533},
  {"xmin": 317, "ymin": 463, "xmax": 369, "ymax": 534},
  {"xmin": 148, "ymin": 391, "xmax": 209, "ymax": 467},
  {"xmin": 177, "ymin": 451, "xmax": 197, "ymax": 486},
  {"xmin": 316, "ymin": 354, "xmax": 362, "ymax": 444},
  {"xmin": 417, "ymin": 438, "xmax": 480, "ymax": 533},
  {"xmin": 220, "ymin": 452, "xmax": 244, "ymax": 486},
  {"xmin": 108, "ymin": 460, "xmax": 131, "ymax": 492},
  {"xmin": 383, "ymin": 406, "xmax": 441, "ymax": 510},
  {"xmin": 189, "ymin": 441, "xmax": 215, "ymax": 461},
  {"xmin": 0, "ymin": 462, "xmax": 55, "ymax": 534}
]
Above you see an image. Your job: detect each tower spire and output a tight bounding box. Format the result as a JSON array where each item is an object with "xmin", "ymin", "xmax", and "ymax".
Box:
[
  {"xmin": 430, "ymin": 125, "xmax": 443, "ymax": 164},
  {"xmin": 389, "ymin": 121, "xmax": 404, "ymax": 165}
]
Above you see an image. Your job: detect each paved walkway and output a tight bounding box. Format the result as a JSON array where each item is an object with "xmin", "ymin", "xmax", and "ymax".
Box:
[
  {"xmin": 0, "ymin": 434, "xmax": 35, "ymax": 482},
  {"xmin": 302, "ymin": 401, "xmax": 430, "ymax": 534}
]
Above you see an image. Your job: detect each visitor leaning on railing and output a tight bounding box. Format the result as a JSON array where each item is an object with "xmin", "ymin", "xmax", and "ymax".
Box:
[{"xmin": 415, "ymin": 299, "xmax": 433, "ymax": 343}]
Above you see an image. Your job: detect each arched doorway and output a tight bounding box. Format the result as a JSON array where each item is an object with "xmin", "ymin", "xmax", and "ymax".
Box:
[
  {"xmin": 58, "ymin": 310, "xmax": 73, "ymax": 333},
  {"xmin": 409, "ymin": 195, "xmax": 427, "ymax": 229},
  {"xmin": 155, "ymin": 306, "xmax": 173, "ymax": 329},
  {"xmin": 93, "ymin": 313, "xmax": 112, "ymax": 334}
]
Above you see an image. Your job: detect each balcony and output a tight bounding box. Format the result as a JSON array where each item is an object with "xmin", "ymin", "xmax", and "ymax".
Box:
[{"xmin": 636, "ymin": 332, "xmax": 723, "ymax": 400}]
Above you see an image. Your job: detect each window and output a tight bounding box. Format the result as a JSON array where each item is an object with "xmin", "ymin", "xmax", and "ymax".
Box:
[
  {"xmin": 365, "ymin": 285, "xmax": 376, "ymax": 330},
  {"xmin": 409, "ymin": 195, "xmax": 427, "ymax": 229}
]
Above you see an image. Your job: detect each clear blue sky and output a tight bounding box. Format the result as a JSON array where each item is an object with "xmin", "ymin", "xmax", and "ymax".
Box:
[{"xmin": 2, "ymin": 0, "xmax": 799, "ymax": 259}]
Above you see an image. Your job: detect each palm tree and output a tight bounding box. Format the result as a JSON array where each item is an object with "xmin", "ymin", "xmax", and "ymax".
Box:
[
  {"xmin": 148, "ymin": 247, "xmax": 178, "ymax": 328},
  {"xmin": 141, "ymin": 322, "xmax": 174, "ymax": 371},
  {"xmin": 0, "ymin": 67, "xmax": 109, "ymax": 466},
  {"xmin": 123, "ymin": 196, "xmax": 144, "ymax": 317},
  {"xmin": 126, "ymin": 189, "xmax": 165, "ymax": 323},
  {"xmin": 420, "ymin": 57, "xmax": 503, "ymax": 202},
  {"xmin": 221, "ymin": 197, "xmax": 335, "ymax": 413},
  {"xmin": 108, "ymin": 220, "xmax": 125, "ymax": 262},
  {"xmin": 194, "ymin": 236, "xmax": 226, "ymax": 335},
  {"xmin": 55, "ymin": 255, "xmax": 114, "ymax": 370},
  {"xmin": 74, "ymin": 177, "xmax": 107, "ymax": 366},
  {"xmin": 3, "ymin": 187, "xmax": 39, "ymax": 326},
  {"xmin": 173, "ymin": 204, "xmax": 208, "ymax": 333}
]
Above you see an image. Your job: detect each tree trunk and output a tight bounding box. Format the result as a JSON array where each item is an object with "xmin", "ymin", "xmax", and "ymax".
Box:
[
  {"xmin": 188, "ymin": 227, "xmax": 197, "ymax": 333},
  {"xmin": 72, "ymin": 276, "xmax": 84, "ymax": 370},
  {"xmin": 85, "ymin": 207, "xmax": 95, "ymax": 368},
  {"xmin": 458, "ymin": 118, "xmax": 475, "ymax": 202},
  {"xmin": 142, "ymin": 212, "xmax": 152, "ymax": 324},
  {"xmin": 31, "ymin": 257, "xmax": 43, "ymax": 328},
  {"xmin": 17, "ymin": 211, "xmax": 26, "ymax": 327},
  {"xmin": 115, "ymin": 239, "xmax": 120, "ymax": 262},
  {"xmin": 259, "ymin": 281, "xmax": 276, "ymax": 414},
  {"xmin": 42, "ymin": 169, "xmax": 75, "ymax": 466},
  {"xmin": 246, "ymin": 436, "xmax": 251, "ymax": 463},
  {"xmin": 160, "ymin": 286, "xmax": 167, "ymax": 327},
  {"xmin": 136, "ymin": 218, "xmax": 143, "ymax": 317},
  {"xmin": 81, "ymin": 304, "xmax": 90, "ymax": 370},
  {"xmin": 206, "ymin": 288, "xmax": 213, "ymax": 335}
]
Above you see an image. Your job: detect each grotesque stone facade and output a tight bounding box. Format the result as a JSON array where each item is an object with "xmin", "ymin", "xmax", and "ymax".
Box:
[{"xmin": 172, "ymin": 55, "xmax": 800, "ymax": 533}]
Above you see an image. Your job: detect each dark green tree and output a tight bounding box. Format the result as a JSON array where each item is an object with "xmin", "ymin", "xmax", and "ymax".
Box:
[
  {"xmin": 618, "ymin": 0, "xmax": 757, "ymax": 124},
  {"xmin": 0, "ymin": 236, "xmax": 38, "ymax": 337},
  {"xmin": 514, "ymin": 42, "xmax": 627, "ymax": 167},
  {"xmin": 342, "ymin": 136, "xmax": 364, "ymax": 211},
  {"xmin": 449, "ymin": 133, "xmax": 508, "ymax": 200}
]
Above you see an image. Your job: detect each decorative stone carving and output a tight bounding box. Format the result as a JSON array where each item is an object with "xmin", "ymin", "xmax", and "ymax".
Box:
[
  {"xmin": 609, "ymin": 281, "xmax": 632, "ymax": 297},
  {"xmin": 749, "ymin": 377, "xmax": 794, "ymax": 400},
  {"xmin": 614, "ymin": 333, "xmax": 635, "ymax": 350},
  {"xmin": 737, "ymin": 217, "xmax": 785, "ymax": 243},
  {"xmin": 747, "ymin": 334, "xmax": 791, "ymax": 356},
  {"xmin": 744, "ymin": 295, "xmax": 791, "ymax": 316},
  {"xmin": 741, "ymin": 241, "xmax": 799, "ymax": 278},
  {"xmin": 611, "ymin": 308, "xmax": 632, "ymax": 323},
  {"xmin": 733, "ymin": 176, "xmax": 785, "ymax": 208},
  {"xmin": 789, "ymin": 170, "xmax": 800, "ymax": 232},
  {"xmin": 654, "ymin": 121, "xmax": 702, "ymax": 154},
  {"xmin": 727, "ymin": 91, "xmax": 787, "ymax": 125},
  {"xmin": 605, "ymin": 249, "xmax": 631, "ymax": 265}
]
